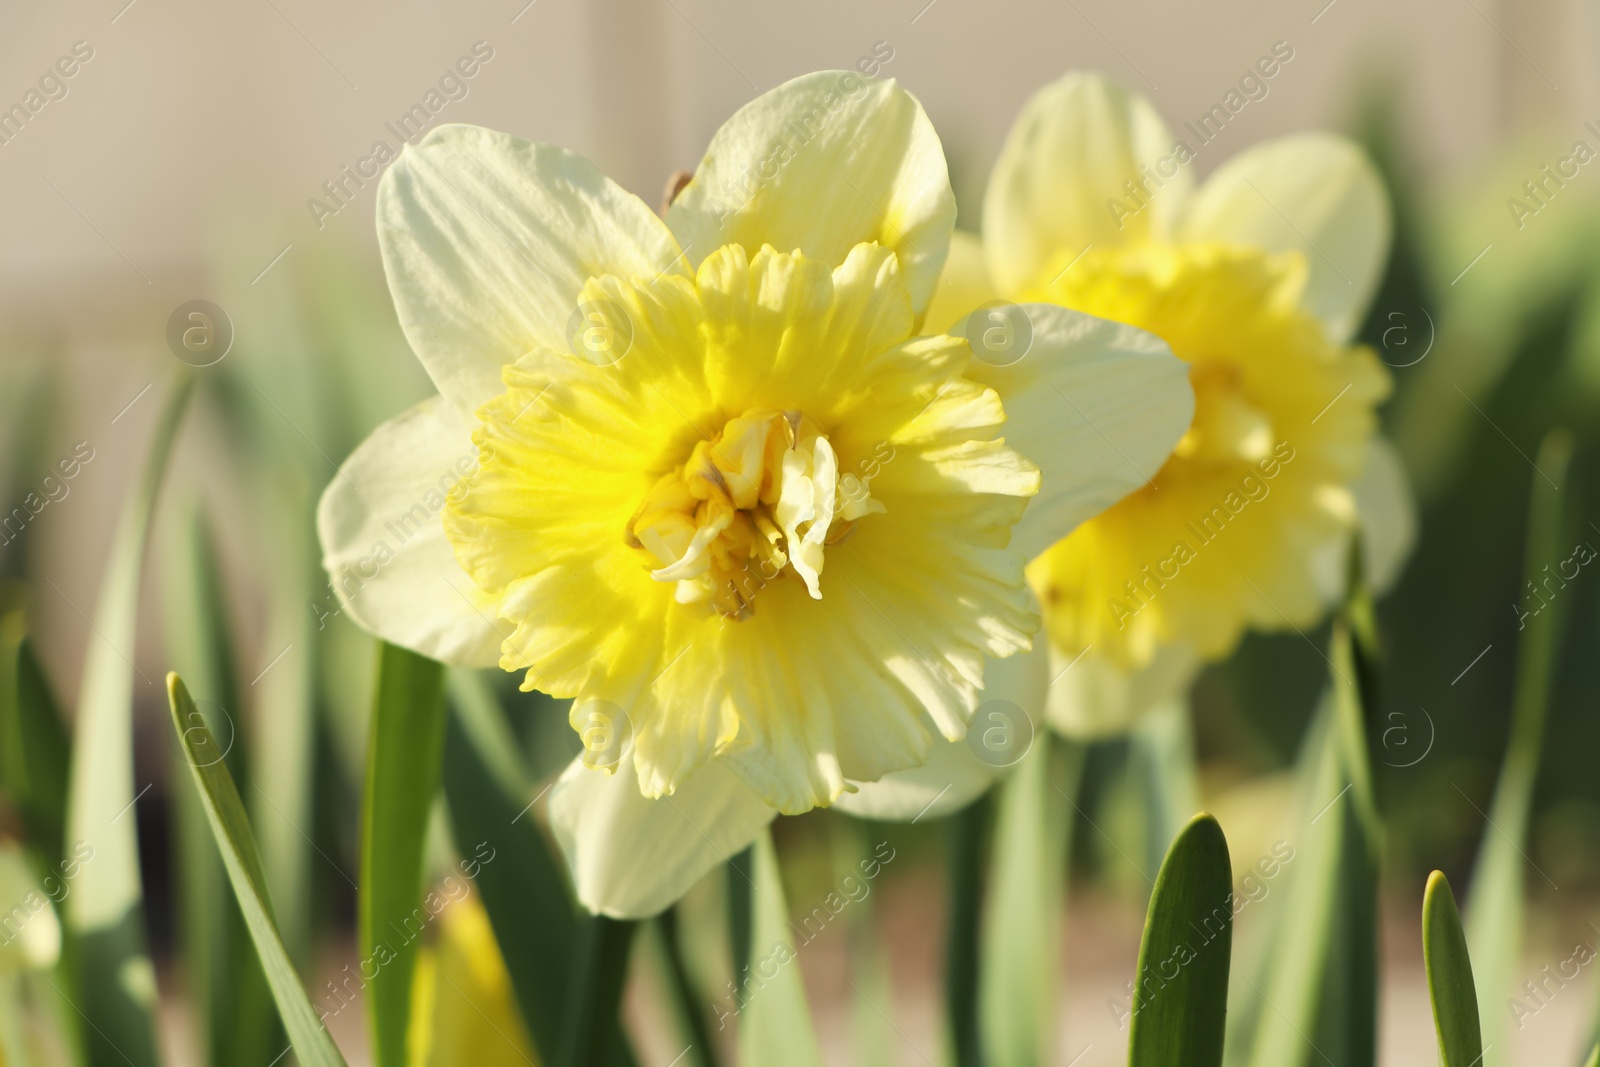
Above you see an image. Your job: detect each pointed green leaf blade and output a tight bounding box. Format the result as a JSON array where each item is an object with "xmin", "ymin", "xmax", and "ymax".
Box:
[
  {"xmin": 440, "ymin": 668, "xmax": 580, "ymax": 1063},
  {"xmin": 560, "ymin": 915, "xmax": 638, "ymax": 1067},
  {"xmin": 166, "ymin": 673, "xmax": 348, "ymax": 1067},
  {"xmin": 249, "ymin": 474, "xmax": 319, "ymax": 970},
  {"xmin": 1466, "ymin": 431, "xmax": 1573, "ymax": 1067},
  {"xmin": 737, "ymin": 830, "xmax": 824, "ymax": 1067},
  {"xmin": 1229, "ymin": 562, "xmax": 1382, "ymax": 1067},
  {"xmin": 360, "ymin": 642, "xmax": 447, "ymax": 1067},
  {"xmin": 1129, "ymin": 812, "xmax": 1233, "ymax": 1067},
  {"xmin": 1423, "ymin": 871, "xmax": 1482, "ymax": 1066},
  {"xmin": 63, "ymin": 374, "xmax": 193, "ymax": 1066},
  {"xmin": 162, "ymin": 502, "xmax": 283, "ymax": 1066},
  {"xmin": 0, "ymin": 612, "xmax": 71, "ymax": 870},
  {"xmin": 980, "ymin": 736, "xmax": 1077, "ymax": 1067}
]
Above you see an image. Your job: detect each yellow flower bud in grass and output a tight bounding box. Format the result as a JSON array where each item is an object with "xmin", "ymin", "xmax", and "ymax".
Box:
[
  {"xmin": 407, "ymin": 895, "xmax": 535, "ymax": 1067},
  {"xmin": 928, "ymin": 72, "xmax": 1416, "ymax": 736},
  {"xmin": 318, "ymin": 72, "xmax": 1194, "ymax": 915}
]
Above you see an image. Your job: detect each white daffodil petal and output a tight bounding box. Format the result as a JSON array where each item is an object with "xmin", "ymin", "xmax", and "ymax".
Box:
[
  {"xmin": 666, "ymin": 71, "xmax": 955, "ymax": 317},
  {"xmin": 1045, "ymin": 641, "xmax": 1200, "ymax": 739},
  {"xmin": 378, "ymin": 124, "xmax": 684, "ymax": 419},
  {"xmin": 984, "ymin": 72, "xmax": 1189, "ymax": 295},
  {"xmin": 1177, "ymin": 133, "xmax": 1390, "ymax": 343},
  {"xmin": 548, "ymin": 755, "xmax": 777, "ymax": 919},
  {"xmin": 925, "ymin": 230, "xmax": 1002, "ymax": 336},
  {"xmin": 1310, "ymin": 435, "xmax": 1417, "ymax": 602},
  {"xmin": 835, "ymin": 621, "xmax": 1048, "ymax": 821},
  {"xmin": 829, "ymin": 733, "xmax": 996, "ymax": 822},
  {"xmin": 316, "ymin": 396, "xmax": 505, "ymax": 668},
  {"xmin": 955, "ymin": 303, "xmax": 1194, "ymax": 562}
]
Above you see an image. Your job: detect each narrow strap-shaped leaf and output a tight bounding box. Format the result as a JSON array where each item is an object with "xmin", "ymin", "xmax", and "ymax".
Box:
[
  {"xmin": 1582, "ymin": 1042, "xmax": 1599, "ymax": 1067},
  {"xmin": 1423, "ymin": 871, "xmax": 1482, "ymax": 1066},
  {"xmin": 163, "ymin": 502, "xmax": 284, "ymax": 1067},
  {"xmin": 1467, "ymin": 431, "xmax": 1574, "ymax": 1067},
  {"xmin": 0, "ymin": 364, "xmax": 57, "ymax": 582},
  {"xmin": 655, "ymin": 908, "xmax": 720, "ymax": 1067},
  {"xmin": 166, "ymin": 673, "xmax": 348, "ymax": 1066},
  {"xmin": 63, "ymin": 374, "xmax": 193, "ymax": 1066},
  {"xmin": 441, "ymin": 668, "xmax": 581, "ymax": 1063},
  {"xmin": 946, "ymin": 793, "xmax": 990, "ymax": 1067},
  {"xmin": 728, "ymin": 843, "xmax": 756, "ymax": 978},
  {"xmin": 980, "ymin": 735, "xmax": 1077, "ymax": 1067},
  {"xmin": 1229, "ymin": 569, "xmax": 1382, "ymax": 1067},
  {"xmin": 1129, "ymin": 813, "xmax": 1233, "ymax": 1067},
  {"xmin": 832, "ymin": 821, "xmax": 894, "ymax": 1067},
  {"xmin": 0, "ymin": 612, "xmax": 70, "ymax": 870},
  {"xmin": 735, "ymin": 829, "xmax": 824, "ymax": 1067},
  {"xmin": 560, "ymin": 914, "xmax": 638, "ymax": 1067},
  {"xmin": 250, "ymin": 474, "xmax": 319, "ymax": 970},
  {"xmin": 360, "ymin": 642, "xmax": 447, "ymax": 1067}
]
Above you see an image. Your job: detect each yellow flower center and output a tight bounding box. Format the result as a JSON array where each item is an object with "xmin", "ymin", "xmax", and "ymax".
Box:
[
  {"xmin": 625, "ymin": 410, "xmax": 885, "ymax": 618},
  {"xmin": 1024, "ymin": 240, "xmax": 1390, "ymax": 668},
  {"xmin": 1172, "ymin": 362, "xmax": 1275, "ymax": 468},
  {"xmin": 441, "ymin": 241, "xmax": 1040, "ymax": 810}
]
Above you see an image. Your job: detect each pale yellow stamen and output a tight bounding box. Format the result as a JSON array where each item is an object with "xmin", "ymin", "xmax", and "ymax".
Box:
[{"xmin": 627, "ymin": 410, "xmax": 885, "ymax": 617}]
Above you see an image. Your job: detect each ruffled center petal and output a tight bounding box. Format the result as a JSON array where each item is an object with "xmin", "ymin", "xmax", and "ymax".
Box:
[
  {"xmin": 627, "ymin": 409, "xmax": 883, "ymax": 614},
  {"xmin": 443, "ymin": 241, "xmax": 1040, "ymax": 812}
]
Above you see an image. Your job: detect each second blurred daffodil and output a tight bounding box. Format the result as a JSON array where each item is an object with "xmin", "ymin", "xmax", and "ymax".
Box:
[
  {"xmin": 926, "ymin": 72, "xmax": 1416, "ymax": 738},
  {"xmin": 318, "ymin": 70, "xmax": 1195, "ymax": 916}
]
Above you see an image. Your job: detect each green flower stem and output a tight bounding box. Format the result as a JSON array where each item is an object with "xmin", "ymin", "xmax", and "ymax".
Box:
[
  {"xmin": 727, "ymin": 843, "xmax": 756, "ymax": 977},
  {"xmin": 659, "ymin": 907, "xmax": 720, "ymax": 1067},
  {"xmin": 947, "ymin": 793, "xmax": 993, "ymax": 1067},
  {"xmin": 560, "ymin": 914, "xmax": 637, "ymax": 1067}
]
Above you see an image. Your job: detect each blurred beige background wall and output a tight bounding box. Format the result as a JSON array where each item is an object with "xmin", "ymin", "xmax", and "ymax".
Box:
[
  {"xmin": 2, "ymin": 0, "xmax": 1595, "ymax": 741},
  {"xmin": 2, "ymin": 0, "xmax": 1595, "ymax": 737}
]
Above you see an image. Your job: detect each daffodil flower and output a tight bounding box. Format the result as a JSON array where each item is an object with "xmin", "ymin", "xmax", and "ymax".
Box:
[
  {"xmin": 318, "ymin": 71, "xmax": 1193, "ymax": 916},
  {"xmin": 925, "ymin": 72, "xmax": 1416, "ymax": 736}
]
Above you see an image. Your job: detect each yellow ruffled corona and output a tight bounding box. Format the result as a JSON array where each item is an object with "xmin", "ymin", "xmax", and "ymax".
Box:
[{"xmin": 445, "ymin": 241, "xmax": 1041, "ymax": 812}]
